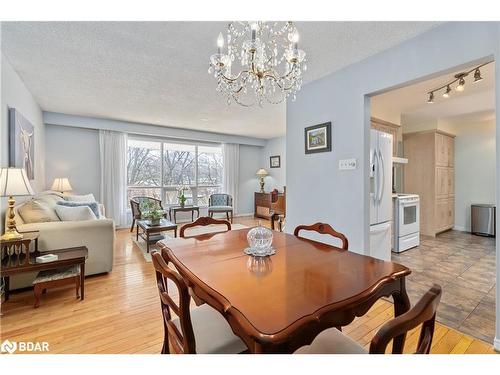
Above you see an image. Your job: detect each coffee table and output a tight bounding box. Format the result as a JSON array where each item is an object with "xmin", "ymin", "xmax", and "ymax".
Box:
[
  {"xmin": 137, "ymin": 219, "xmax": 177, "ymax": 253},
  {"xmin": 168, "ymin": 205, "xmax": 200, "ymax": 223}
]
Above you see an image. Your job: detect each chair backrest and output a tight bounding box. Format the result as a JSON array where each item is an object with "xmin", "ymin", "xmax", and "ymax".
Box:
[
  {"xmin": 369, "ymin": 284, "xmax": 442, "ymax": 354},
  {"xmin": 179, "ymin": 216, "xmax": 231, "ymax": 238},
  {"xmin": 209, "ymin": 194, "xmax": 232, "ymax": 207},
  {"xmin": 130, "ymin": 196, "xmax": 163, "ymax": 219},
  {"xmin": 151, "ymin": 248, "xmax": 196, "ymax": 354},
  {"xmin": 293, "ymin": 222, "xmax": 348, "ymax": 250}
]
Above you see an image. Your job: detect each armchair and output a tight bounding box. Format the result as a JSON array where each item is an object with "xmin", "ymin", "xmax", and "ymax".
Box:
[
  {"xmin": 130, "ymin": 196, "xmax": 165, "ymax": 232},
  {"xmin": 208, "ymin": 194, "xmax": 233, "ymax": 223}
]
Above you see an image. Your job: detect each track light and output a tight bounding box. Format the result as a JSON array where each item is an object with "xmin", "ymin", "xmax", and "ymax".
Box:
[
  {"xmin": 427, "ymin": 92, "xmax": 434, "ymax": 104},
  {"xmin": 443, "ymin": 85, "xmax": 451, "ymax": 98},
  {"xmin": 456, "ymin": 77, "xmax": 465, "ymax": 92},
  {"xmin": 473, "ymin": 68, "xmax": 483, "ymax": 83}
]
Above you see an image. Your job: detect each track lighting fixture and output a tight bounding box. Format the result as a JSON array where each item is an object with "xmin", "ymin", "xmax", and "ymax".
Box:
[
  {"xmin": 443, "ymin": 85, "xmax": 451, "ymax": 98},
  {"xmin": 425, "ymin": 61, "xmax": 490, "ymax": 103}
]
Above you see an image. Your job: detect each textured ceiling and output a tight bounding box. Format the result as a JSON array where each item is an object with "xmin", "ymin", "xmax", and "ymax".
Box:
[{"xmin": 1, "ymin": 21, "xmax": 440, "ymax": 139}]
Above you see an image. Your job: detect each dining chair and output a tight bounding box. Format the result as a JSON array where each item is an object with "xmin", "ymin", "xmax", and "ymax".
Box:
[
  {"xmin": 293, "ymin": 222, "xmax": 349, "ymax": 250},
  {"xmin": 270, "ymin": 188, "xmax": 286, "ymax": 232},
  {"xmin": 179, "ymin": 216, "xmax": 231, "ymax": 238},
  {"xmin": 151, "ymin": 248, "xmax": 247, "ymax": 354},
  {"xmin": 294, "ymin": 284, "xmax": 442, "ymax": 354},
  {"xmin": 208, "ymin": 193, "xmax": 233, "ymax": 223},
  {"xmin": 130, "ymin": 196, "xmax": 166, "ymax": 232}
]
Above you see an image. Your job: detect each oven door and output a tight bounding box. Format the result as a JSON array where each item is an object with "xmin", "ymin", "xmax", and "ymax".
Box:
[{"xmin": 398, "ymin": 199, "xmax": 420, "ymax": 237}]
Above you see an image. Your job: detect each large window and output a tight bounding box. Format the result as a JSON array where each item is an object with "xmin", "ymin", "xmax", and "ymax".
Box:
[{"xmin": 127, "ymin": 138, "xmax": 223, "ymax": 207}]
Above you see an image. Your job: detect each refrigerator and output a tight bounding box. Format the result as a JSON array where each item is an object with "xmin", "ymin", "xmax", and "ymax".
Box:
[{"xmin": 369, "ymin": 130, "xmax": 393, "ymax": 261}]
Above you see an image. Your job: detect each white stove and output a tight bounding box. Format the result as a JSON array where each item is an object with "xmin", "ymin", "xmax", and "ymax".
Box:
[{"xmin": 392, "ymin": 194, "xmax": 420, "ymax": 253}]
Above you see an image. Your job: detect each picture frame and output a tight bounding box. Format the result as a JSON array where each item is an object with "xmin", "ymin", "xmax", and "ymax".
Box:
[
  {"xmin": 270, "ymin": 155, "xmax": 281, "ymax": 168},
  {"xmin": 9, "ymin": 108, "xmax": 35, "ymax": 180},
  {"xmin": 304, "ymin": 122, "xmax": 331, "ymax": 154}
]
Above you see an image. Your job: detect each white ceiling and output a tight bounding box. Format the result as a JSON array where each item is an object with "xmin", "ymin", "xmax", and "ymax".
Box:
[
  {"xmin": 1, "ymin": 21, "xmax": 440, "ymax": 139},
  {"xmin": 372, "ymin": 61, "xmax": 495, "ymax": 126}
]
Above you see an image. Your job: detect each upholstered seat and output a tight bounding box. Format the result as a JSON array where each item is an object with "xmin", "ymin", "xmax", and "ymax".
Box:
[
  {"xmin": 172, "ymin": 304, "xmax": 247, "ymax": 354},
  {"xmin": 294, "ymin": 327, "xmax": 367, "ymax": 354},
  {"xmin": 208, "ymin": 205, "xmax": 233, "ymax": 211}
]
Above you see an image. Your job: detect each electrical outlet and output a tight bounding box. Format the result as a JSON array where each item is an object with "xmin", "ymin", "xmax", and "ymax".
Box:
[{"xmin": 339, "ymin": 158, "xmax": 357, "ymax": 170}]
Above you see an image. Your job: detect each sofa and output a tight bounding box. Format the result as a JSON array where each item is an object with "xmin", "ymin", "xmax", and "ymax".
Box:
[{"xmin": 6, "ymin": 191, "xmax": 115, "ymax": 289}]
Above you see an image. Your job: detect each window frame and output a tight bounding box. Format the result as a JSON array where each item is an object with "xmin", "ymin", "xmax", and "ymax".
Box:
[{"xmin": 127, "ymin": 135, "xmax": 223, "ymax": 208}]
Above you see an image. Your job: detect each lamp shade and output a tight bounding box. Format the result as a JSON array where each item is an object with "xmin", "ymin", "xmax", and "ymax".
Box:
[
  {"xmin": 256, "ymin": 168, "xmax": 269, "ymax": 177},
  {"xmin": 51, "ymin": 177, "xmax": 73, "ymax": 192},
  {"xmin": 0, "ymin": 168, "xmax": 35, "ymax": 197}
]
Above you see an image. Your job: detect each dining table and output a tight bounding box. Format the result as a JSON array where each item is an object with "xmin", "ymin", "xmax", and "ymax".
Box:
[{"xmin": 158, "ymin": 228, "xmax": 411, "ymax": 354}]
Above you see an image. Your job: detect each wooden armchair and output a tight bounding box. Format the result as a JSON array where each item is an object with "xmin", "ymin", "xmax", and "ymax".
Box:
[
  {"xmin": 294, "ymin": 222, "xmax": 349, "ymax": 250},
  {"xmin": 179, "ymin": 216, "xmax": 231, "ymax": 238},
  {"xmin": 151, "ymin": 248, "xmax": 246, "ymax": 354},
  {"xmin": 130, "ymin": 196, "xmax": 165, "ymax": 232},
  {"xmin": 295, "ymin": 284, "xmax": 442, "ymax": 354}
]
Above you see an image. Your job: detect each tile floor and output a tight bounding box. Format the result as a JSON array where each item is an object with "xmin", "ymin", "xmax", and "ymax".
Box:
[{"xmin": 392, "ymin": 230, "xmax": 496, "ymax": 343}]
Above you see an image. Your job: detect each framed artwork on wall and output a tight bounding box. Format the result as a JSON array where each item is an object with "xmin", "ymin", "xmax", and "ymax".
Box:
[
  {"xmin": 304, "ymin": 122, "xmax": 331, "ymax": 154},
  {"xmin": 9, "ymin": 108, "xmax": 35, "ymax": 180},
  {"xmin": 270, "ymin": 155, "xmax": 281, "ymax": 168}
]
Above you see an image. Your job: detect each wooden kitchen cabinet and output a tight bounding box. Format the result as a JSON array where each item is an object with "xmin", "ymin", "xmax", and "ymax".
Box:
[{"xmin": 403, "ymin": 130, "xmax": 455, "ymax": 237}]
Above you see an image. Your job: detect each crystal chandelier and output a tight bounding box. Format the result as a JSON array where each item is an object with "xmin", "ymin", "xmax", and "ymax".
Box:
[{"xmin": 208, "ymin": 22, "xmax": 307, "ymax": 107}]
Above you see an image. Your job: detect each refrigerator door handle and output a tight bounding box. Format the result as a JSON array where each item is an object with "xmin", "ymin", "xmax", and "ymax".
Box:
[
  {"xmin": 378, "ymin": 149, "xmax": 385, "ymax": 204},
  {"xmin": 372, "ymin": 149, "xmax": 378, "ymax": 205}
]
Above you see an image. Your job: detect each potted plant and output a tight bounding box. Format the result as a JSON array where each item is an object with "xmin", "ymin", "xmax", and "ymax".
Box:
[
  {"xmin": 177, "ymin": 186, "xmax": 190, "ymax": 208},
  {"xmin": 140, "ymin": 200, "xmax": 164, "ymax": 226}
]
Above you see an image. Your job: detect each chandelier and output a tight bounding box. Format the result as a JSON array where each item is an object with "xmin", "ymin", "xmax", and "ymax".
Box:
[{"xmin": 208, "ymin": 22, "xmax": 307, "ymax": 107}]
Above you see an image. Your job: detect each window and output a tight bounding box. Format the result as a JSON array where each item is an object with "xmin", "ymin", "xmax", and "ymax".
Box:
[{"xmin": 127, "ymin": 138, "xmax": 223, "ymax": 207}]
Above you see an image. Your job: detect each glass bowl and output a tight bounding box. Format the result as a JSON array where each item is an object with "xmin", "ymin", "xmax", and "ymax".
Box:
[{"xmin": 246, "ymin": 224, "xmax": 274, "ymax": 256}]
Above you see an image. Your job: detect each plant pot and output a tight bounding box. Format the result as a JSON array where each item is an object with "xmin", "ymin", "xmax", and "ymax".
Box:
[
  {"xmin": 179, "ymin": 202, "xmax": 185, "ymax": 208},
  {"xmin": 150, "ymin": 218, "xmax": 161, "ymax": 226}
]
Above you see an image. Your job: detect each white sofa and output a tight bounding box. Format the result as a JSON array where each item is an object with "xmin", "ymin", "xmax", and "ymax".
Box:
[{"xmin": 7, "ymin": 192, "xmax": 115, "ymax": 289}]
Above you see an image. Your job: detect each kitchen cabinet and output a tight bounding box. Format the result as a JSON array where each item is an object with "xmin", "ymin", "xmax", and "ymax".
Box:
[{"xmin": 403, "ymin": 130, "xmax": 455, "ymax": 236}]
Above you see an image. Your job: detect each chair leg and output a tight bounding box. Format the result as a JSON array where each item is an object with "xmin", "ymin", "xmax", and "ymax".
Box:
[
  {"xmin": 231, "ymin": 211, "xmax": 233, "ymax": 223},
  {"xmin": 76, "ymin": 276, "xmax": 81, "ymax": 299},
  {"xmin": 226, "ymin": 212, "xmax": 230, "ymax": 221},
  {"xmin": 130, "ymin": 218, "xmax": 135, "ymax": 232}
]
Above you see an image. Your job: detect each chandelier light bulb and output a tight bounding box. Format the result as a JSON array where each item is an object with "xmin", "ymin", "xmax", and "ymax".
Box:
[
  {"xmin": 291, "ymin": 30, "xmax": 299, "ymax": 44},
  {"xmin": 217, "ymin": 32, "xmax": 224, "ymax": 53},
  {"xmin": 443, "ymin": 85, "xmax": 451, "ymax": 98},
  {"xmin": 456, "ymin": 77, "xmax": 465, "ymax": 92}
]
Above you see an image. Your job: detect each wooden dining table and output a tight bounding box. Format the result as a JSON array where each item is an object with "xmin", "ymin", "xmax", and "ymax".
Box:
[{"xmin": 159, "ymin": 228, "xmax": 411, "ymax": 354}]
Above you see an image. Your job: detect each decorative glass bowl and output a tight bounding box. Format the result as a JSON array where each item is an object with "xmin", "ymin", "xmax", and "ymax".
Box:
[{"xmin": 244, "ymin": 224, "xmax": 275, "ymax": 257}]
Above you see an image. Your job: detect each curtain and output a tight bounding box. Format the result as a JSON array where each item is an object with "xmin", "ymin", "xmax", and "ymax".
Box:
[
  {"xmin": 99, "ymin": 130, "xmax": 128, "ymax": 227},
  {"xmin": 222, "ymin": 143, "xmax": 239, "ymax": 214}
]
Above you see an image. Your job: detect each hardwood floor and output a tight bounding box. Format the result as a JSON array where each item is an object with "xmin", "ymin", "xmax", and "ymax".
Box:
[{"xmin": 0, "ymin": 217, "xmax": 497, "ymax": 354}]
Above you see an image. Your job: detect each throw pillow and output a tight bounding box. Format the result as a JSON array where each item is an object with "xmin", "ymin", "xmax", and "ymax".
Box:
[
  {"xmin": 17, "ymin": 200, "xmax": 60, "ymax": 224},
  {"xmin": 57, "ymin": 201, "xmax": 100, "ymax": 218},
  {"xmin": 65, "ymin": 194, "xmax": 96, "ymax": 203},
  {"xmin": 55, "ymin": 205, "xmax": 97, "ymax": 221}
]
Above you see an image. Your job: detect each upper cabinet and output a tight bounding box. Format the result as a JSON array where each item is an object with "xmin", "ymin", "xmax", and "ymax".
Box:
[
  {"xmin": 436, "ymin": 132, "xmax": 455, "ymax": 167},
  {"xmin": 370, "ymin": 117, "xmax": 401, "ymax": 156}
]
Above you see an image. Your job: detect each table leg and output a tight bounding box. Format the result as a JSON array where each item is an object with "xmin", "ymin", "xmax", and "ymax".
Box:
[
  {"xmin": 191, "ymin": 210, "xmax": 194, "ymax": 222},
  {"xmin": 147, "ymin": 232, "xmax": 150, "ymax": 253},
  {"xmin": 391, "ymin": 277, "xmax": 411, "ymax": 353},
  {"xmin": 136, "ymin": 223, "xmax": 139, "ymax": 241},
  {"xmin": 4, "ymin": 276, "xmax": 10, "ymax": 302},
  {"xmin": 174, "ymin": 211, "xmax": 177, "ymax": 223},
  {"xmin": 80, "ymin": 263, "xmax": 85, "ymax": 300},
  {"xmin": 174, "ymin": 228, "xmax": 177, "ymax": 238}
]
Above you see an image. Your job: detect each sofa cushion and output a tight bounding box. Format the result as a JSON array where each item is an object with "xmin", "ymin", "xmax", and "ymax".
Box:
[
  {"xmin": 36, "ymin": 193, "xmax": 65, "ymax": 208},
  {"xmin": 65, "ymin": 194, "xmax": 96, "ymax": 203},
  {"xmin": 57, "ymin": 201, "xmax": 100, "ymax": 218},
  {"xmin": 17, "ymin": 200, "xmax": 60, "ymax": 224},
  {"xmin": 55, "ymin": 205, "xmax": 97, "ymax": 221}
]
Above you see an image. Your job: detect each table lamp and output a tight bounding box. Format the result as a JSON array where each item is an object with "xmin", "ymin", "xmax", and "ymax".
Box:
[
  {"xmin": 51, "ymin": 177, "xmax": 73, "ymax": 194},
  {"xmin": 256, "ymin": 168, "xmax": 269, "ymax": 193},
  {"xmin": 1, "ymin": 168, "xmax": 35, "ymax": 240}
]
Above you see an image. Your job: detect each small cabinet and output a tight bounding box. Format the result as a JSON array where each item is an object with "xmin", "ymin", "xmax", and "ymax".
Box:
[{"xmin": 436, "ymin": 167, "xmax": 448, "ymax": 198}]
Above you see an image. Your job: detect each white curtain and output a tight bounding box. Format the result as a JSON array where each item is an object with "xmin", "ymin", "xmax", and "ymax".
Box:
[
  {"xmin": 222, "ymin": 143, "xmax": 239, "ymax": 214},
  {"xmin": 99, "ymin": 130, "xmax": 128, "ymax": 227}
]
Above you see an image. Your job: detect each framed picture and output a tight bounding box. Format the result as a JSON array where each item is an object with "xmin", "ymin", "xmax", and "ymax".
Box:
[
  {"xmin": 9, "ymin": 108, "xmax": 35, "ymax": 180},
  {"xmin": 304, "ymin": 122, "xmax": 331, "ymax": 154},
  {"xmin": 270, "ymin": 155, "xmax": 281, "ymax": 168}
]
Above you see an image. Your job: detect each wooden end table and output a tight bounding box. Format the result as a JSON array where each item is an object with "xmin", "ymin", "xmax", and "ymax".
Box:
[
  {"xmin": 1, "ymin": 246, "xmax": 88, "ymax": 303},
  {"xmin": 137, "ymin": 219, "xmax": 177, "ymax": 253},
  {"xmin": 168, "ymin": 205, "xmax": 200, "ymax": 223}
]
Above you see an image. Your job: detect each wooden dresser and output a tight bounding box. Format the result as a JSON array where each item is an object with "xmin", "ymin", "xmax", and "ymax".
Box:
[
  {"xmin": 254, "ymin": 191, "xmax": 285, "ymax": 219},
  {"xmin": 403, "ymin": 130, "xmax": 455, "ymax": 236}
]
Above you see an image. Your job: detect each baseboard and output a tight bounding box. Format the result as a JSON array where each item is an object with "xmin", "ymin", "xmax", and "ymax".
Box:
[
  {"xmin": 452, "ymin": 225, "xmax": 468, "ymax": 232},
  {"xmin": 494, "ymin": 337, "xmax": 500, "ymax": 352}
]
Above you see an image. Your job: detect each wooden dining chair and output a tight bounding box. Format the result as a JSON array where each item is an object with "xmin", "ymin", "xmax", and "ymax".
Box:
[
  {"xmin": 295, "ymin": 284, "xmax": 442, "ymax": 354},
  {"xmin": 151, "ymin": 248, "xmax": 247, "ymax": 354},
  {"xmin": 179, "ymin": 216, "xmax": 231, "ymax": 238},
  {"xmin": 293, "ymin": 222, "xmax": 349, "ymax": 250}
]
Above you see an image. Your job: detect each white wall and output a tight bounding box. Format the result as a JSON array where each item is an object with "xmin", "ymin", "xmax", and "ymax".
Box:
[
  {"xmin": 238, "ymin": 145, "xmax": 263, "ymax": 215},
  {"xmin": 1, "ymin": 52, "xmax": 45, "ymax": 231},
  {"xmin": 45, "ymin": 125, "xmax": 101, "ymax": 200},
  {"xmin": 286, "ymin": 22, "xmax": 500, "ymax": 348},
  {"xmin": 261, "ymin": 136, "xmax": 286, "ymax": 191}
]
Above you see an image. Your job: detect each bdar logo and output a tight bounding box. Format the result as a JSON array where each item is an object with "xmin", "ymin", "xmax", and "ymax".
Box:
[{"xmin": 1, "ymin": 339, "xmax": 17, "ymax": 354}]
